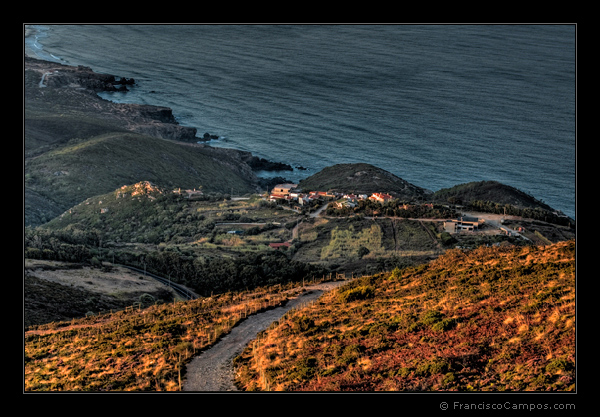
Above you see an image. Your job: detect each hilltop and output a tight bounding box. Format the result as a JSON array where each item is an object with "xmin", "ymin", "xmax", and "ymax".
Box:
[
  {"xmin": 298, "ymin": 163, "xmax": 431, "ymax": 200},
  {"xmin": 433, "ymin": 180, "xmax": 554, "ymax": 211},
  {"xmin": 234, "ymin": 240, "xmax": 575, "ymax": 391}
]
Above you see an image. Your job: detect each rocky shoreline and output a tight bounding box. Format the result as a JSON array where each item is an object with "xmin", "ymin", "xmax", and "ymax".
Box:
[{"xmin": 25, "ymin": 56, "xmax": 294, "ymax": 176}]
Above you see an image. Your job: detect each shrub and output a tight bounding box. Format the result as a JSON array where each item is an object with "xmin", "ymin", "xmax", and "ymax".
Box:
[
  {"xmin": 420, "ymin": 310, "xmax": 444, "ymax": 326},
  {"xmin": 139, "ymin": 293, "xmax": 155, "ymax": 307},
  {"xmin": 431, "ymin": 318, "xmax": 458, "ymax": 332},
  {"xmin": 337, "ymin": 344, "xmax": 363, "ymax": 366},
  {"xmin": 390, "ymin": 267, "xmax": 402, "ymax": 280},
  {"xmin": 292, "ymin": 357, "xmax": 318, "ymax": 380},
  {"xmin": 545, "ymin": 358, "xmax": 574, "ymax": 374},
  {"xmin": 415, "ymin": 357, "xmax": 450, "ymax": 376},
  {"xmin": 337, "ymin": 285, "xmax": 375, "ymax": 303},
  {"xmin": 290, "ymin": 315, "xmax": 316, "ymax": 334}
]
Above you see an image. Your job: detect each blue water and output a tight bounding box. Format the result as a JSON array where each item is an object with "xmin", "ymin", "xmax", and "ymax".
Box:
[{"xmin": 25, "ymin": 24, "xmax": 576, "ymax": 219}]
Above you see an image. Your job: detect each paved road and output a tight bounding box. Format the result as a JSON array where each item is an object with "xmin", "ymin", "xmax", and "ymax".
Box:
[{"xmin": 182, "ymin": 280, "xmax": 348, "ymax": 391}]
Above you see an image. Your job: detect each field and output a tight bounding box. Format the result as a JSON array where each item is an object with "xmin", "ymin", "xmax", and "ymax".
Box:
[{"xmin": 24, "ymin": 260, "xmax": 178, "ymax": 328}]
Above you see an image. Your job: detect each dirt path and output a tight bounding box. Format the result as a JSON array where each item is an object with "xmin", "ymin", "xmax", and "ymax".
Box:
[{"xmin": 182, "ymin": 280, "xmax": 347, "ymax": 391}]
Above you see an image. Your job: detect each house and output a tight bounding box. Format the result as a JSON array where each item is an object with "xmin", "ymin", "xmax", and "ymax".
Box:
[
  {"xmin": 335, "ymin": 199, "xmax": 356, "ymax": 209},
  {"xmin": 174, "ymin": 188, "xmax": 204, "ymax": 199},
  {"xmin": 309, "ymin": 190, "xmax": 336, "ymax": 200},
  {"xmin": 269, "ymin": 183, "xmax": 298, "ymax": 200},
  {"xmin": 272, "ymin": 183, "xmax": 297, "ymax": 196},
  {"xmin": 369, "ymin": 193, "xmax": 393, "ymax": 203},
  {"xmin": 444, "ymin": 216, "xmax": 484, "ymax": 233}
]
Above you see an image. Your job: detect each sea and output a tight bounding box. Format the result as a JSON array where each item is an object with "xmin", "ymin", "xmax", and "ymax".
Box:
[{"xmin": 24, "ymin": 24, "xmax": 576, "ymax": 219}]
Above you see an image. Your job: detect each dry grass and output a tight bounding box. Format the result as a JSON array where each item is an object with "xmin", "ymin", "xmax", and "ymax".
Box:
[
  {"xmin": 24, "ymin": 282, "xmax": 307, "ymax": 391},
  {"xmin": 234, "ymin": 240, "xmax": 575, "ymax": 391}
]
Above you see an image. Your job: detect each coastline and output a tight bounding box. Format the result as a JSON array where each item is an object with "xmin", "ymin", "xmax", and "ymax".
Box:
[
  {"xmin": 25, "ymin": 54, "xmax": 295, "ymax": 177},
  {"xmin": 25, "ymin": 25, "xmax": 295, "ymax": 182},
  {"xmin": 24, "ymin": 26, "xmax": 575, "ymax": 220},
  {"xmin": 25, "ymin": 54, "xmax": 299, "ymax": 227}
]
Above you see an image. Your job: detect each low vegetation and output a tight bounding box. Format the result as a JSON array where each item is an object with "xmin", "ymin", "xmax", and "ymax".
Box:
[
  {"xmin": 233, "ymin": 240, "xmax": 575, "ymax": 391},
  {"xmin": 24, "ymin": 281, "xmax": 312, "ymax": 391}
]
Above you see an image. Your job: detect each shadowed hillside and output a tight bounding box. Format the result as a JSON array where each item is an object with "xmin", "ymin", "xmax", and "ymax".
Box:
[
  {"xmin": 24, "ymin": 57, "xmax": 259, "ymax": 226},
  {"xmin": 298, "ymin": 163, "xmax": 431, "ymax": 199}
]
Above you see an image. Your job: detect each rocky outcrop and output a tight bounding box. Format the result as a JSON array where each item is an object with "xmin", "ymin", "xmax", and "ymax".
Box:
[
  {"xmin": 240, "ymin": 153, "xmax": 293, "ymax": 172},
  {"xmin": 28, "ymin": 58, "xmax": 134, "ymax": 92},
  {"xmin": 26, "ymin": 56, "xmax": 198, "ymax": 142},
  {"xmin": 130, "ymin": 122, "xmax": 198, "ymax": 141}
]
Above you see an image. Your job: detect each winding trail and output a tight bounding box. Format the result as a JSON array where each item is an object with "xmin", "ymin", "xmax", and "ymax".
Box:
[{"xmin": 182, "ymin": 280, "xmax": 347, "ymax": 391}]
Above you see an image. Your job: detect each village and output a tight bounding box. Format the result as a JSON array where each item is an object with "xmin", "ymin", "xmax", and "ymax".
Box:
[
  {"xmin": 268, "ymin": 182, "xmax": 395, "ymax": 207},
  {"xmin": 166, "ymin": 183, "xmax": 532, "ymax": 243},
  {"xmin": 265, "ymin": 182, "xmax": 533, "ymax": 242},
  {"xmin": 143, "ymin": 181, "xmax": 555, "ymax": 259}
]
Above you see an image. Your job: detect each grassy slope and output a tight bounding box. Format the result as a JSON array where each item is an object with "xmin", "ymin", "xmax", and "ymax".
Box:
[
  {"xmin": 27, "ymin": 132, "xmax": 254, "ymax": 207},
  {"xmin": 24, "ymin": 282, "xmax": 309, "ymax": 391},
  {"xmin": 234, "ymin": 240, "xmax": 575, "ymax": 391},
  {"xmin": 24, "ymin": 60, "xmax": 256, "ymax": 226},
  {"xmin": 24, "ymin": 261, "xmax": 175, "ymax": 328}
]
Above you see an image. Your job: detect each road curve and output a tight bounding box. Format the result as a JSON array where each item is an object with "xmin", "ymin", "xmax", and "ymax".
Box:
[{"xmin": 182, "ymin": 280, "xmax": 347, "ymax": 391}]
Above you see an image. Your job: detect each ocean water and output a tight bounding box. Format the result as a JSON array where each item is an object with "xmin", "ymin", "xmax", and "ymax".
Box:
[{"xmin": 25, "ymin": 24, "xmax": 576, "ymax": 219}]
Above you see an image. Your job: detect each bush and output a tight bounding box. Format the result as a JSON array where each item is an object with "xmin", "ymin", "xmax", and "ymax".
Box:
[
  {"xmin": 431, "ymin": 318, "xmax": 458, "ymax": 332},
  {"xmin": 415, "ymin": 357, "xmax": 450, "ymax": 376},
  {"xmin": 292, "ymin": 357, "xmax": 318, "ymax": 380},
  {"xmin": 290, "ymin": 315, "xmax": 316, "ymax": 334},
  {"xmin": 420, "ymin": 310, "xmax": 444, "ymax": 326},
  {"xmin": 139, "ymin": 293, "xmax": 155, "ymax": 307},
  {"xmin": 337, "ymin": 285, "xmax": 375, "ymax": 303},
  {"xmin": 545, "ymin": 358, "xmax": 574, "ymax": 374}
]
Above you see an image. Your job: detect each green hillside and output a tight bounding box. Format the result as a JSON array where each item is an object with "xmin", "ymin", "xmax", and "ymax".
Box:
[
  {"xmin": 298, "ymin": 163, "xmax": 431, "ymax": 199},
  {"xmin": 234, "ymin": 240, "xmax": 575, "ymax": 391},
  {"xmin": 25, "ymin": 132, "xmax": 256, "ymax": 226},
  {"xmin": 24, "ymin": 57, "xmax": 257, "ymax": 226}
]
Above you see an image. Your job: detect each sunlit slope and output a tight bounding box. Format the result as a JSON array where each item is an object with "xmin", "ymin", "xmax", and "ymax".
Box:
[{"xmin": 234, "ymin": 240, "xmax": 575, "ymax": 391}]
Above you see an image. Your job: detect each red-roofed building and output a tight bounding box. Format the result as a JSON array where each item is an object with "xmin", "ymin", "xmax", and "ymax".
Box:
[
  {"xmin": 269, "ymin": 242, "xmax": 291, "ymax": 250},
  {"xmin": 369, "ymin": 193, "xmax": 393, "ymax": 203}
]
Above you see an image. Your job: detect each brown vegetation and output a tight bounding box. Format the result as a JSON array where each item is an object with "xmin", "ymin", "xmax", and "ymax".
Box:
[
  {"xmin": 24, "ymin": 282, "xmax": 308, "ymax": 391},
  {"xmin": 233, "ymin": 240, "xmax": 575, "ymax": 391}
]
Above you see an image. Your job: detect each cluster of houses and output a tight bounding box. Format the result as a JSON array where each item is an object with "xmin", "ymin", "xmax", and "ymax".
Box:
[
  {"xmin": 268, "ymin": 183, "xmax": 395, "ymax": 208},
  {"xmin": 173, "ymin": 187, "xmax": 204, "ymax": 199},
  {"xmin": 268, "ymin": 183, "xmax": 332, "ymax": 206}
]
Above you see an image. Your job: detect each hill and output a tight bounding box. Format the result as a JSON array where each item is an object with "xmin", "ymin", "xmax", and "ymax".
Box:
[
  {"xmin": 24, "ymin": 259, "xmax": 177, "ymax": 328},
  {"xmin": 233, "ymin": 240, "xmax": 575, "ymax": 391},
  {"xmin": 25, "ymin": 131, "xmax": 257, "ymax": 225},
  {"xmin": 24, "ymin": 57, "xmax": 261, "ymax": 226},
  {"xmin": 24, "ymin": 280, "xmax": 310, "ymax": 391},
  {"xmin": 433, "ymin": 181, "xmax": 554, "ymax": 211},
  {"xmin": 297, "ymin": 163, "xmax": 431, "ymax": 200}
]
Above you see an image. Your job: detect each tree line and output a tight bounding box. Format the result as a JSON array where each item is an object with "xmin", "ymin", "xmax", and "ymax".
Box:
[
  {"xmin": 326, "ymin": 199, "xmax": 457, "ymax": 219},
  {"xmin": 24, "ymin": 226, "xmax": 328, "ymax": 297}
]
